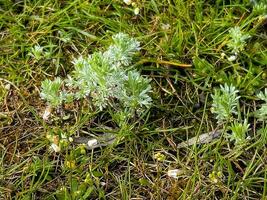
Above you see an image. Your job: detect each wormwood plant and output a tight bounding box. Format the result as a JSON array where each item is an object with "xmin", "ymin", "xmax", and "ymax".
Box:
[
  {"xmin": 41, "ymin": 33, "xmax": 152, "ymax": 112},
  {"xmin": 224, "ymin": 26, "xmax": 251, "ymax": 62},
  {"xmin": 227, "ymin": 26, "xmax": 250, "ymax": 55},
  {"xmin": 256, "ymin": 88, "xmax": 267, "ymax": 120},
  {"xmin": 211, "ymin": 84, "xmax": 267, "ymax": 146},
  {"xmin": 211, "ymin": 84, "xmax": 248, "ymax": 145},
  {"xmin": 40, "ymin": 33, "xmax": 152, "ymax": 151},
  {"xmin": 255, "ymin": 89, "xmax": 267, "ymax": 147},
  {"xmin": 211, "ymin": 84, "xmax": 240, "ymax": 123},
  {"xmin": 229, "ymin": 120, "xmax": 250, "ymax": 145}
]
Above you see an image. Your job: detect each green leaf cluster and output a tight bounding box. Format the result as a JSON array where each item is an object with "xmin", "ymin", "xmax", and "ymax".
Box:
[
  {"xmin": 40, "ymin": 33, "xmax": 151, "ymax": 112},
  {"xmin": 256, "ymin": 88, "xmax": 267, "ymax": 120},
  {"xmin": 229, "ymin": 120, "xmax": 250, "ymax": 144},
  {"xmin": 227, "ymin": 26, "xmax": 250, "ymax": 54},
  {"xmin": 40, "ymin": 78, "xmax": 65, "ymax": 107},
  {"xmin": 211, "ymin": 84, "xmax": 240, "ymax": 123}
]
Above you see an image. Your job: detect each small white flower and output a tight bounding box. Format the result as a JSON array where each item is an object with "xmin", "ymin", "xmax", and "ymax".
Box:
[
  {"xmin": 42, "ymin": 106, "xmax": 52, "ymax": 120},
  {"xmin": 134, "ymin": 7, "xmax": 140, "ymax": 15},
  {"xmin": 87, "ymin": 139, "xmax": 98, "ymax": 147},
  {"xmin": 167, "ymin": 169, "xmax": 184, "ymax": 179},
  {"xmin": 228, "ymin": 55, "xmax": 237, "ymax": 62},
  {"xmin": 51, "ymin": 143, "xmax": 61, "ymax": 152},
  {"xmin": 123, "ymin": 0, "xmax": 132, "ymax": 5},
  {"xmin": 100, "ymin": 182, "xmax": 106, "ymax": 186},
  {"xmin": 4, "ymin": 84, "xmax": 11, "ymax": 90},
  {"xmin": 69, "ymin": 137, "xmax": 73, "ymax": 142},
  {"xmin": 161, "ymin": 23, "xmax": 171, "ymax": 30},
  {"xmin": 220, "ymin": 52, "xmax": 226, "ymax": 59}
]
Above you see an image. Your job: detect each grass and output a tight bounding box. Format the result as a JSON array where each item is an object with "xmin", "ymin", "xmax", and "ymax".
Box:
[{"xmin": 0, "ymin": 0, "xmax": 267, "ymax": 199}]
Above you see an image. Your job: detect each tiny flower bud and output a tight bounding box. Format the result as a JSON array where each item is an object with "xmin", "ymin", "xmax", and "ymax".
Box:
[
  {"xmin": 161, "ymin": 23, "xmax": 171, "ymax": 30},
  {"xmin": 42, "ymin": 106, "xmax": 52, "ymax": 121},
  {"xmin": 123, "ymin": 0, "xmax": 132, "ymax": 5},
  {"xmin": 51, "ymin": 143, "xmax": 61, "ymax": 152},
  {"xmin": 167, "ymin": 169, "xmax": 184, "ymax": 179},
  {"xmin": 4, "ymin": 84, "xmax": 11, "ymax": 90},
  {"xmin": 134, "ymin": 7, "xmax": 140, "ymax": 15},
  {"xmin": 228, "ymin": 55, "xmax": 237, "ymax": 61},
  {"xmin": 87, "ymin": 139, "xmax": 98, "ymax": 147}
]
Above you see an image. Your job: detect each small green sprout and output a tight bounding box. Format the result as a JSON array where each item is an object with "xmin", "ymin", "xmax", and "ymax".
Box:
[
  {"xmin": 122, "ymin": 70, "xmax": 152, "ymax": 109},
  {"xmin": 211, "ymin": 84, "xmax": 240, "ymax": 123},
  {"xmin": 255, "ymin": 88, "xmax": 267, "ymax": 120},
  {"xmin": 229, "ymin": 119, "xmax": 250, "ymax": 145},
  {"xmin": 28, "ymin": 45, "xmax": 44, "ymax": 60},
  {"xmin": 256, "ymin": 88, "xmax": 267, "ymax": 102},
  {"xmin": 40, "ymin": 78, "xmax": 64, "ymax": 107},
  {"xmin": 209, "ymin": 170, "xmax": 223, "ymax": 184},
  {"xmin": 253, "ymin": 2, "xmax": 267, "ymax": 15},
  {"xmin": 257, "ymin": 125, "xmax": 267, "ymax": 146},
  {"xmin": 227, "ymin": 26, "xmax": 250, "ymax": 54}
]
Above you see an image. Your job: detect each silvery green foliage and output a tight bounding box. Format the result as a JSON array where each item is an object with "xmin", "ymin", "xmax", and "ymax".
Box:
[
  {"xmin": 29, "ymin": 45, "xmax": 44, "ymax": 61},
  {"xmin": 257, "ymin": 88, "xmax": 267, "ymax": 102},
  {"xmin": 257, "ymin": 125, "xmax": 267, "ymax": 145},
  {"xmin": 122, "ymin": 70, "xmax": 152, "ymax": 109},
  {"xmin": 227, "ymin": 27, "xmax": 250, "ymax": 54},
  {"xmin": 252, "ymin": 1, "xmax": 267, "ymax": 15},
  {"xmin": 28, "ymin": 44, "xmax": 52, "ymax": 60},
  {"xmin": 211, "ymin": 84, "xmax": 240, "ymax": 123},
  {"xmin": 229, "ymin": 119, "xmax": 250, "ymax": 145},
  {"xmin": 105, "ymin": 33, "xmax": 140, "ymax": 67},
  {"xmin": 40, "ymin": 78, "xmax": 65, "ymax": 107},
  {"xmin": 40, "ymin": 33, "xmax": 151, "ymax": 111},
  {"xmin": 256, "ymin": 88, "xmax": 267, "ymax": 120}
]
